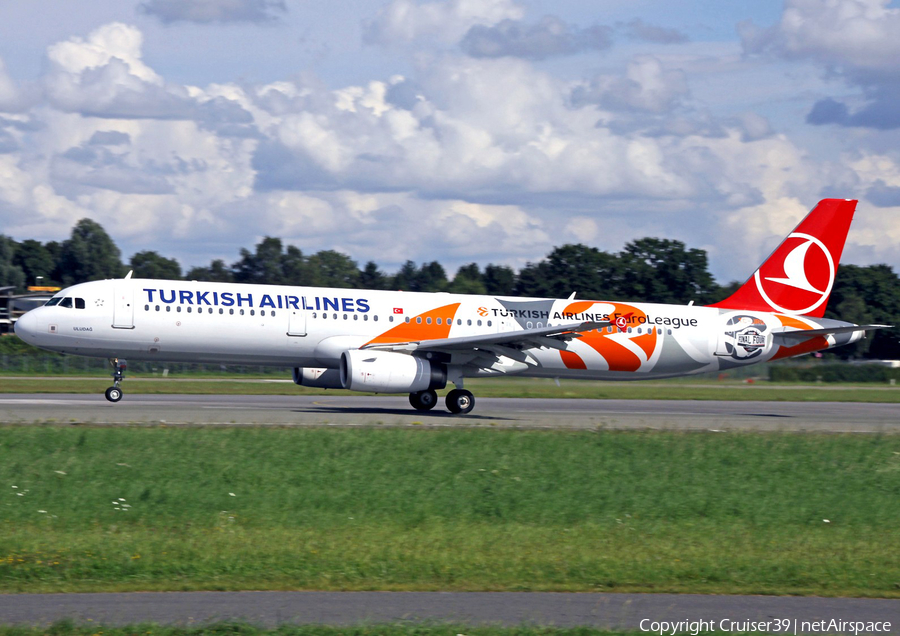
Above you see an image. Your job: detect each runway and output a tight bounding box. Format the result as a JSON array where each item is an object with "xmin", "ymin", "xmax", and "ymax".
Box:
[
  {"xmin": 1, "ymin": 591, "xmax": 898, "ymax": 631},
  {"xmin": 0, "ymin": 393, "xmax": 897, "ymax": 432}
]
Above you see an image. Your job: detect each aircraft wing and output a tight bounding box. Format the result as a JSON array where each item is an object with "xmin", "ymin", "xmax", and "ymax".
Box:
[
  {"xmin": 361, "ymin": 321, "xmax": 609, "ymax": 361},
  {"xmin": 772, "ymin": 324, "xmax": 892, "ymax": 345}
]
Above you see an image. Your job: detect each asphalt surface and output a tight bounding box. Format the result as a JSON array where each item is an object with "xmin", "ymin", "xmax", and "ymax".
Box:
[
  {"xmin": 0, "ymin": 393, "xmax": 897, "ymax": 432},
  {"xmin": 1, "ymin": 591, "xmax": 898, "ymax": 631}
]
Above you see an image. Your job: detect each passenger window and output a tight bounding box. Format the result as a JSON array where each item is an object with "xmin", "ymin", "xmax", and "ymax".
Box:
[
  {"xmin": 177, "ymin": 306, "xmax": 182, "ymax": 313},
  {"xmin": 59, "ymin": 297, "xmax": 73, "ymax": 308},
  {"xmin": 436, "ymin": 318, "xmax": 441, "ymax": 325},
  {"xmin": 373, "ymin": 315, "xmax": 378, "ymax": 321},
  {"xmin": 416, "ymin": 317, "xmax": 422, "ymax": 324},
  {"xmin": 155, "ymin": 305, "xmax": 160, "ymax": 311},
  {"xmin": 477, "ymin": 320, "xmax": 482, "ymax": 327},
  {"xmin": 187, "ymin": 307, "xmax": 192, "ymax": 313},
  {"xmin": 240, "ymin": 309, "xmax": 245, "ymax": 316},
  {"xmin": 166, "ymin": 306, "xmax": 171, "ymax": 312},
  {"xmin": 250, "ymin": 310, "xmax": 255, "ymax": 316},
  {"xmin": 219, "ymin": 308, "xmax": 224, "ymax": 314},
  {"xmin": 144, "ymin": 305, "xmax": 149, "ymax": 311},
  {"xmin": 229, "ymin": 309, "xmax": 234, "ymax": 315},
  {"xmin": 487, "ymin": 320, "xmax": 492, "ymax": 327},
  {"xmin": 75, "ymin": 298, "xmax": 85, "ymax": 309},
  {"xmin": 426, "ymin": 317, "xmax": 432, "ymax": 325}
]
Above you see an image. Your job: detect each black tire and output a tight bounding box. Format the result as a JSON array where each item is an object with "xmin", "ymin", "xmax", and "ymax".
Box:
[
  {"xmin": 409, "ymin": 389, "xmax": 438, "ymax": 411},
  {"xmin": 445, "ymin": 389, "xmax": 475, "ymax": 415},
  {"xmin": 104, "ymin": 387, "xmax": 123, "ymax": 403}
]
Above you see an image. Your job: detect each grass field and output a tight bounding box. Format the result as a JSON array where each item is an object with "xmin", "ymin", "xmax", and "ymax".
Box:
[
  {"xmin": 1, "ymin": 426, "xmax": 898, "ymax": 597},
  {"xmin": 0, "ymin": 375, "xmax": 898, "ymax": 402},
  {"xmin": 0, "ymin": 624, "xmax": 637, "ymax": 636}
]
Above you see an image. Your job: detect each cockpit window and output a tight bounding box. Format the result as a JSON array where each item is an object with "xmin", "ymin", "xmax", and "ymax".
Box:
[
  {"xmin": 75, "ymin": 298, "xmax": 85, "ymax": 309},
  {"xmin": 58, "ymin": 297, "xmax": 73, "ymax": 308},
  {"xmin": 45, "ymin": 297, "xmax": 62, "ymax": 307}
]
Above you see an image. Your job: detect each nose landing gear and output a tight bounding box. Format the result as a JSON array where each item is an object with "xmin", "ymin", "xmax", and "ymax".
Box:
[{"xmin": 105, "ymin": 358, "xmax": 127, "ymax": 403}]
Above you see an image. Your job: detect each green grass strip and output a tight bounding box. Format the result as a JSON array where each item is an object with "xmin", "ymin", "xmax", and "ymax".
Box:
[{"xmin": 1, "ymin": 427, "xmax": 898, "ymax": 596}]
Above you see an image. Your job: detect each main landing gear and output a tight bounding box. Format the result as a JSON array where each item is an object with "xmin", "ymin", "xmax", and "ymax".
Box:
[
  {"xmin": 105, "ymin": 358, "xmax": 127, "ymax": 403},
  {"xmin": 408, "ymin": 388, "xmax": 475, "ymax": 415}
]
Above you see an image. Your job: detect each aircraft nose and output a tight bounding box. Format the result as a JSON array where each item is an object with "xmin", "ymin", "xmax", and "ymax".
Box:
[{"xmin": 14, "ymin": 310, "xmax": 36, "ymax": 341}]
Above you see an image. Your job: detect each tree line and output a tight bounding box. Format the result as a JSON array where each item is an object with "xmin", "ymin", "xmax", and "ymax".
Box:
[{"xmin": 1, "ymin": 218, "xmax": 897, "ymax": 359}]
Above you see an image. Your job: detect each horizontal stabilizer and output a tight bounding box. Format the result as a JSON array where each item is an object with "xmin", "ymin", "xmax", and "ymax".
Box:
[{"xmin": 772, "ymin": 324, "xmax": 891, "ymax": 345}]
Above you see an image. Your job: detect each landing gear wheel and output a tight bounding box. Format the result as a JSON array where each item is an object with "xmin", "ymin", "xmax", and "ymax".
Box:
[
  {"xmin": 445, "ymin": 388, "xmax": 475, "ymax": 415},
  {"xmin": 105, "ymin": 358, "xmax": 127, "ymax": 403},
  {"xmin": 409, "ymin": 389, "xmax": 438, "ymax": 411}
]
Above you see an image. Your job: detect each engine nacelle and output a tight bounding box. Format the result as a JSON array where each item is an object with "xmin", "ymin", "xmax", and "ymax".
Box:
[
  {"xmin": 340, "ymin": 350, "xmax": 446, "ymax": 393},
  {"xmin": 292, "ymin": 367, "xmax": 344, "ymax": 389}
]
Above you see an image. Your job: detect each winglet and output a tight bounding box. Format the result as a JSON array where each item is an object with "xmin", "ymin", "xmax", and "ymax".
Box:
[{"xmin": 708, "ymin": 199, "xmax": 856, "ymax": 317}]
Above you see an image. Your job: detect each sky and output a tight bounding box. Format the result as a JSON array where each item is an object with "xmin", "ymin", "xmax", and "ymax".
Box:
[{"xmin": 0, "ymin": 0, "xmax": 899, "ymax": 284}]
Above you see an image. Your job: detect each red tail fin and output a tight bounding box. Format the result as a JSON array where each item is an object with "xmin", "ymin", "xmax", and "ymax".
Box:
[{"xmin": 708, "ymin": 199, "xmax": 856, "ymax": 317}]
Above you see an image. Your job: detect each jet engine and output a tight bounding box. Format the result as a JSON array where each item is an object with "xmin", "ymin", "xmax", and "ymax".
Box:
[
  {"xmin": 292, "ymin": 367, "xmax": 344, "ymax": 389},
  {"xmin": 340, "ymin": 350, "xmax": 446, "ymax": 393}
]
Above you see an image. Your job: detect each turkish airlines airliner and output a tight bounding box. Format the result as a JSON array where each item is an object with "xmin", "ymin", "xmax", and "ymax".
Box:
[{"xmin": 14, "ymin": 199, "xmax": 889, "ymax": 414}]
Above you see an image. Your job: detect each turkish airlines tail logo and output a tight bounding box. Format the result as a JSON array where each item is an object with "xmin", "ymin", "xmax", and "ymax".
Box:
[
  {"xmin": 709, "ymin": 199, "xmax": 856, "ymax": 318},
  {"xmin": 754, "ymin": 233, "xmax": 834, "ymax": 315}
]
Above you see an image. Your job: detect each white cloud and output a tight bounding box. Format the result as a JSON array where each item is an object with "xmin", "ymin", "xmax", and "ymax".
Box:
[
  {"xmin": 363, "ymin": 0, "xmax": 524, "ymax": 46},
  {"xmin": 740, "ymin": 0, "xmax": 900, "ymax": 129},
  {"xmin": 47, "ymin": 23, "xmax": 161, "ymax": 84},
  {"xmin": 140, "ymin": 0, "xmax": 286, "ymax": 25},
  {"xmin": 0, "ymin": 16, "xmax": 897, "ymax": 282},
  {"xmin": 571, "ymin": 56, "xmax": 689, "ymax": 114},
  {"xmin": 460, "ymin": 15, "xmax": 612, "ymax": 60}
]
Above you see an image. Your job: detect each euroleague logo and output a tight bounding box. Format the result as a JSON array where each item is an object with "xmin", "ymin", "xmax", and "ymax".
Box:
[{"xmin": 754, "ymin": 232, "xmax": 834, "ymax": 315}]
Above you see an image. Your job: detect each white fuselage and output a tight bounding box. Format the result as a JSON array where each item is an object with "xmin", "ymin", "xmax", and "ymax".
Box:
[{"xmin": 14, "ymin": 277, "xmax": 859, "ymax": 386}]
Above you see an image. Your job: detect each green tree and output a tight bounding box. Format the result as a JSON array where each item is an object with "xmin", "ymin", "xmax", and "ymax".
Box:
[
  {"xmin": 826, "ymin": 264, "xmax": 900, "ymax": 359},
  {"xmin": 282, "ymin": 246, "xmax": 308, "ymax": 286},
  {"xmin": 515, "ymin": 244, "xmax": 619, "ymax": 299},
  {"xmin": 391, "ymin": 261, "xmax": 448, "ymax": 292},
  {"xmin": 483, "ymin": 263, "xmax": 516, "ymax": 296},
  {"xmin": 57, "ymin": 219, "xmax": 125, "ymax": 285},
  {"xmin": 186, "ymin": 259, "xmax": 233, "ymax": 283},
  {"xmin": 307, "ymin": 250, "xmax": 359, "ymax": 288},
  {"xmin": 130, "ymin": 251, "xmax": 182, "ymax": 280},
  {"xmin": 13, "ymin": 239, "xmax": 55, "ymax": 286},
  {"xmin": 359, "ymin": 261, "xmax": 388, "ymax": 290},
  {"xmin": 448, "ymin": 263, "xmax": 486, "ymax": 295},
  {"xmin": 233, "ymin": 237, "xmax": 287, "ymax": 285},
  {"xmin": 0, "ymin": 236, "xmax": 25, "ymax": 291},
  {"xmin": 618, "ymin": 238, "xmax": 718, "ymax": 304}
]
